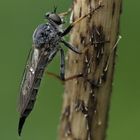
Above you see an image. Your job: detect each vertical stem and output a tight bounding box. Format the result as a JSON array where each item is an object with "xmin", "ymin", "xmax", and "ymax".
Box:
[{"xmin": 59, "ymin": 0, "xmax": 122, "ymax": 140}]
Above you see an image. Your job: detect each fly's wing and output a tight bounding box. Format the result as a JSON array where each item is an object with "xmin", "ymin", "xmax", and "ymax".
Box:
[
  {"xmin": 18, "ymin": 47, "xmax": 41, "ymax": 135},
  {"xmin": 18, "ymin": 47, "xmax": 41, "ymax": 114}
]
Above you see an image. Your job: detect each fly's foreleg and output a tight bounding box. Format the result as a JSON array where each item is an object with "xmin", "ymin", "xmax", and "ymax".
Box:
[
  {"xmin": 61, "ymin": 4, "xmax": 103, "ymax": 37},
  {"xmin": 58, "ymin": 8, "xmax": 71, "ymax": 17},
  {"xmin": 61, "ymin": 39, "xmax": 82, "ymax": 54}
]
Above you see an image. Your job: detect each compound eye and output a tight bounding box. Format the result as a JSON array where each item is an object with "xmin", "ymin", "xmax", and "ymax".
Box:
[
  {"xmin": 49, "ymin": 13, "xmax": 62, "ymax": 25},
  {"xmin": 45, "ymin": 12, "xmax": 51, "ymax": 18}
]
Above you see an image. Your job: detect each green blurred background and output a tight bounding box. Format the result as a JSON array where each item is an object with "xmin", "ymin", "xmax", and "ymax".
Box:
[{"xmin": 0, "ymin": 0, "xmax": 139, "ymax": 139}]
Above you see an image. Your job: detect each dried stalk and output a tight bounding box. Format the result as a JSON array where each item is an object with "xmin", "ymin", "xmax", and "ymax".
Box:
[{"xmin": 59, "ymin": 0, "xmax": 122, "ymax": 140}]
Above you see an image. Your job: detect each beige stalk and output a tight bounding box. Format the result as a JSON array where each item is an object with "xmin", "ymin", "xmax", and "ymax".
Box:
[{"xmin": 59, "ymin": 0, "xmax": 122, "ymax": 140}]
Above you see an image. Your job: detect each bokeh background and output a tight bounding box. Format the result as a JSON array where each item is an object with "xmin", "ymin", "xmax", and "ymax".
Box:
[{"xmin": 0, "ymin": 0, "xmax": 139, "ymax": 140}]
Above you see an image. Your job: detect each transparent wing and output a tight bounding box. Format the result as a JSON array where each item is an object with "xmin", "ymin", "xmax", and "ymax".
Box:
[
  {"xmin": 17, "ymin": 43, "xmax": 58, "ymax": 135},
  {"xmin": 18, "ymin": 47, "xmax": 40, "ymax": 115}
]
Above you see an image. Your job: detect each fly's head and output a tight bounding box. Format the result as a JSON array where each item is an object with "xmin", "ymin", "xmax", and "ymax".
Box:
[{"xmin": 45, "ymin": 12, "xmax": 63, "ymax": 26}]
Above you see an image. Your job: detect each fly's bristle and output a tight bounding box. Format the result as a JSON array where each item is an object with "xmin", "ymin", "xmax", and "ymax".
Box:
[{"xmin": 18, "ymin": 116, "xmax": 26, "ymax": 136}]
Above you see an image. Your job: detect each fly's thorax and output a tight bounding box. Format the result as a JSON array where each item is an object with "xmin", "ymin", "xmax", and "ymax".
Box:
[{"xmin": 32, "ymin": 23, "xmax": 62, "ymax": 49}]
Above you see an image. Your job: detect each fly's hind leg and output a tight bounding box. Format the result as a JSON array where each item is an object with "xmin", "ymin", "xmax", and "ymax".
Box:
[
  {"xmin": 46, "ymin": 48, "xmax": 83, "ymax": 83},
  {"xmin": 47, "ymin": 71, "xmax": 83, "ymax": 84}
]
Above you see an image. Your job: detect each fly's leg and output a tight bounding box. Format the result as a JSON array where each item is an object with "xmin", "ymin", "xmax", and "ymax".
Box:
[
  {"xmin": 58, "ymin": 8, "xmax": 72, "ymax": 24},
  {"xmin": 61, "ymin": 39, "xmax": 82, "ymax": 54},
  {"xmin": 46, "ymin": 48, "xmax": 83, "ymax": 83},
  {"xmin": 61, "ymin": 4, "xmax": 104, "ymax": 37},
  {"xmin": 58, "ymin": 4, "xmax": 104, "ymax": 64},
  {"xmin": 47, "ymin": 71, "xmax": 83, "ymax": 83},
  {"xmin": 53, "ymin": 38, "xmax": 112, "ymax": 83},
  {"xmin": 47, "ymin": 47, "xmax": 83, "ymax": 82},
  {"xmin": 58, "ymin": 8, "xmax": 72, "ymax": 17},
  {"xmin": 51, "ymin": 4, "xmax": 104, "ymax": 81},
  {"xmin": 46, "ymin": 38, "xmax": 109, "ymax": 83},
  {"xmin": 59, "ymin": 48, "xmax": 83, "ymax": 81},
  {"xmin": 46, "ymin": 48, "xmax": 66, "ymax": 82},
  {"xmin": 60, "ymin": 48, "xmax": 65, "ymax": 81},
  {"xmin": 61, "ymin": 38, "xmax": 91, "ymax": 54}
]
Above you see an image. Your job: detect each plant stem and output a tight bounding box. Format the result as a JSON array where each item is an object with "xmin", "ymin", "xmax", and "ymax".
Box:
[{"xmin": 59, "ymin": 0, "xmax": 122, "ymax": 140}]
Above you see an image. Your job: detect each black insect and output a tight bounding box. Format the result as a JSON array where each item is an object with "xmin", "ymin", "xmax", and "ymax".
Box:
[{"xmin": 18, "ymin": 5, "xmax": 103, "ymax": 136}]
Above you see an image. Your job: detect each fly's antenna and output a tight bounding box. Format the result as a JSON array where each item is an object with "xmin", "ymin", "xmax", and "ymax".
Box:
[
  {"xmin": 53, "ymin": 5, "xmax": 57, "ymax": 13},
  {"xmin": 52, "ymin": 0, "xmax": 57, "ymax": 13}
]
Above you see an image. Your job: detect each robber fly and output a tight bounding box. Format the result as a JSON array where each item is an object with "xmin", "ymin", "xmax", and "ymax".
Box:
[{"xmin": 18, "ymin": 5, "xmax": 103, "ymax": 136}]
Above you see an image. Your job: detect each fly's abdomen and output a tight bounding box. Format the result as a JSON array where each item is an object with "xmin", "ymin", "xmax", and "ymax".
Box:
[
  {"xmin": 18, "ymin": 88, "xmax": 38, "ymax": 135},
  {"xmin": 21, "ymin": 66, "xmax": 44, "ymax": 115}
]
